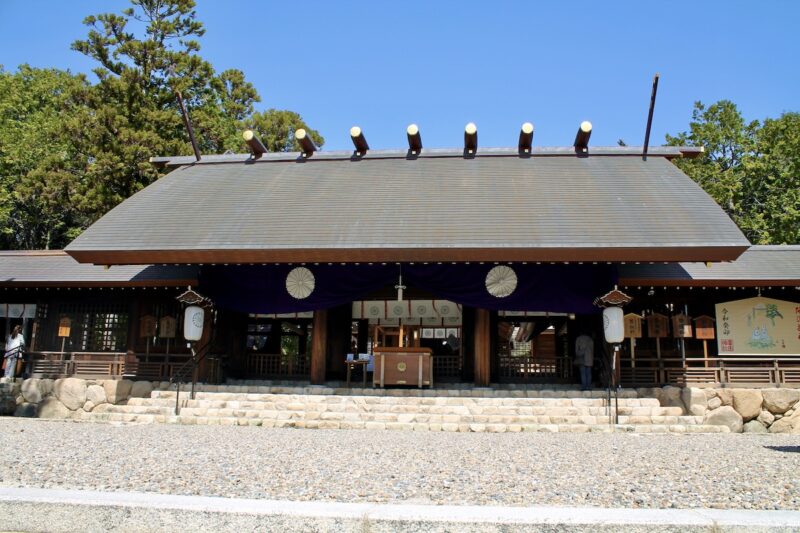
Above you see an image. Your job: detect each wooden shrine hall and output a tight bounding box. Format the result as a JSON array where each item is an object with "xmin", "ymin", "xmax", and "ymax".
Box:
[{"xmin": 2, "ymin": 124, "xmax": 798, "ymax": 388}]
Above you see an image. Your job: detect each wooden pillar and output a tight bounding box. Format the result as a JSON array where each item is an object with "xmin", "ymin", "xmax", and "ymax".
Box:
[
  {"xmin": 356, "ymin": 319, "xmax": 369, "ymax": 354},
  {"xmin": 474, "ymin": 308, "xmax": 491, "ymax": 386},
  {"xmin": 310, "ymin": 309, "xmax": 328, "ymax": 384}
]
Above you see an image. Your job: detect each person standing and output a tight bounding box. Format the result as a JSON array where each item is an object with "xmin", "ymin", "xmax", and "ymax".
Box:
[
  {"xmin": 3, "ymin": 325, "xmax": 25, "ymax": 379},
  {"xmin": 575, "ymin": 332, "xmax": 594, "ymax": 391}
]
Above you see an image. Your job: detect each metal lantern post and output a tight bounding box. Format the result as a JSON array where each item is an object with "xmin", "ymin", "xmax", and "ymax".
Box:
[{"xmin": 594, "ymin": 287, "xmax": 633, "ymax": 425}]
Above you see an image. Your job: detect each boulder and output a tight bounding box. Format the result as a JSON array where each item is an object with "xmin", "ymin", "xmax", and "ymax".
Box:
[
  {"xmin": 21, "ymin": 378, "xmax": 47, "ymax": 403},
  {"xmin": 86, "ymin": 384, "xmax": 107, "ymax": 405},
  {"xmin": 53, "ymin": 378, "xmax": 87, "ymax": 411},
  {"xmin": 716, "ymin": 389, "xmax": 734, "ymax": 407},
  {"xmin": 704, "ymin": 406, "xmax": 743, "ymax": 433},
  {"xmin": 708, "ymin": 397, "xmax": 722, "ymax": 410},
  {"xmin": 742, "ymin": 420, "xmax": 768, "ymax": 433},
  {"xmin": 37, "ymin": 398, "xmax": 72, "ymax": 419},
  {"xmin": 681, "ymin": 387, "xmax": 707, "ymax": 416},
  {"xmin": 731, "ymin": 389, "xmax": 763, "ymax": 422},
  {"xmin": 769, "ymin": 409, "xmax": 800, "ymax": 434},
  {"xmin": 91, "ymin": 403, "xmax": 114, "ymax": 413},
  {"xmin": 103, "ymin": 379, "xmax": 133, "ymax": 404},
  {"xmin": 761, "ymin": 389, "xmax": 800, "ymax": 414},
  {"xmin": 660, "ymin": 386, "xmax": 684, "ymax": 408},
  {"xmin": 130, "ymin": 381, "xmax": 154, "ymax": 399},
  {"xmin": 83, "ymin": 401, "xmax": 96, "ymax": 412},
  {"xmin": 757, "ymin": 410, "xmax": 775, "ymax": 426},
  {"xmin": 14, "ymin": 403, "xmax": 37, "ymax": 417},
  {"xmin": 0, "ymin": 395, "xmax": 15, "ymax": 416},
  {"xmin": 703, "ymin": 389, "xmax": 718, "ymax": 400}
]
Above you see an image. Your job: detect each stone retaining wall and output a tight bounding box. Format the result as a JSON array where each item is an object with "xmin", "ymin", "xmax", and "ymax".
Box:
[
  {"xmin": 635, "ymin": 385, "xmax": 800, "ymax": 434},
  {"xmin": 1, "ymin": 378, "xmax": 798, "ymax": 433},
  {"xmin": 0, "ymin": 377, "xmax": 171, "ymax": 420}
]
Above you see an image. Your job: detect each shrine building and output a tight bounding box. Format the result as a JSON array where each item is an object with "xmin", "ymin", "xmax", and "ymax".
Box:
[{"xmin": 1, "ymin": 124, "xmax": 799, "ymax": 390}]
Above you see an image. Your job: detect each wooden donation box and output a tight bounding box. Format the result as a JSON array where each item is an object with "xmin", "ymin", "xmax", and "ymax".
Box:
[{"xmin": 373, "ymin": 347, "xmax": 433, "ymax": 388}]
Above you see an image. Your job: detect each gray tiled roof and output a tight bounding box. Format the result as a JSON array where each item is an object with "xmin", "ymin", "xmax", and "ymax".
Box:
[
  {"xmin": 66, "ymin": 151, "xmax": 749, "ymax": 264},
  {"xmin": 618, "ymin": 246, "xmax": 800, "ymax": 286},
  {"xmin": 0, "ymin": 251, "xmax": 197, "ymax": 287}
]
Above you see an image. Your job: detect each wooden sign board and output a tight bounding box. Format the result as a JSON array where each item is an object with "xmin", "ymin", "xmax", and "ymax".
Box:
[
  {"xmin": 647, "ymin": 313, "xmax": 669, "ymax": 338},
  {"xmin": 672, "ymin": 313, "xmax": 693, "ymax": 338},
  {"xmin": 57, "ymin": 317, "xmax": 71, "ymax": 338},
  {"xmin": 694, "ymin": 315, "xmax": 715, "ymax": 340},
  {"xmin": 623, "ymin": 313, "xmax": 642, "ymax": 338},
  {"xmin": 159, "ymin": 316, "xmax": 177, "ymax": 339},
  {"xmin": 139, "ymin": 315, "xmax": 157, "ymax": 338}
]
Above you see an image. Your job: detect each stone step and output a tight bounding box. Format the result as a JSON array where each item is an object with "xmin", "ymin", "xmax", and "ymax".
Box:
[
  {"xmin": 152, "ymin": 386, "xmax": 645, "ymax": 400},
  {"xmin": 94, "ymin": 405, "xmax": 700, "ymax": 426},
  {"xmin": 148, "ymin": 391, "xmax": 661, "ymax": 406},
  {"xmin": 133, "ymin": 395, "xmax": 663, "ymax": 409},
  {"xmin": 81, "ymin": 412, "xmax": 729, "ymax": 433},
  {"xmin": 137, "ymin": 403, "xmax": 682, "ymax": 417}
]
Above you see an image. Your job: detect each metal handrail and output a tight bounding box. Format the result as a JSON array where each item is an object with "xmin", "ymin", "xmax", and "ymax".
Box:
[{"xmin": 169, "ymin": 341, "xmax": 211, "ymax": 415}]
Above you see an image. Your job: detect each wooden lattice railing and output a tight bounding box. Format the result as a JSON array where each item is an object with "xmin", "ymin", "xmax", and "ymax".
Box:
[
  {"xmin": 243, "ymin": 352, "xmax": 310, "ymax": 378},
  {"xmin": 28, "ymin": 351, "xmax": 193, "ymax": 381},
  {"xmin": 620, "ymin": 357, "xmax": 800, "ymax": 387}
]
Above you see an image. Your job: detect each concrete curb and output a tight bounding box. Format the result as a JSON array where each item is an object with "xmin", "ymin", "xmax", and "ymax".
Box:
[{"xmin": 1, "ymin": 487, "xmax": 799, "ymax": 532}]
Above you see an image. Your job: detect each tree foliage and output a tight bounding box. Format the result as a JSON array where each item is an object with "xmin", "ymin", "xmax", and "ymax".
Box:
[
  {"xmin": 0, "ymin": 0, "xmax": 322, "ymax": 250},
  {"xmin": 667, "ymin": 101, "xmax": 799, "ymax": 244}
]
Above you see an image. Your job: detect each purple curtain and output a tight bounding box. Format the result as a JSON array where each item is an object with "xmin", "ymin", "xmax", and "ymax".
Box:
[{"xmin": 200, "ymin": 263, "xmax": 615, "ymax": 315}]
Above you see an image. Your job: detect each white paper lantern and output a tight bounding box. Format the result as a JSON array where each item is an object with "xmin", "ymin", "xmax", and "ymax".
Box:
[
  {"xmin": 286, "ymin": 267, "xmax": 315, "ymax": 299},
  {"xmin": 183, "ymin": 305, "xmax": 205, "ymax": 342},
  {"xmin": 485, "ymin": 266, "xmax": 517, "ymax": 298},
  {"xmin": 603, "ymin": 307, "xmax": 625, "ymax": 344}
]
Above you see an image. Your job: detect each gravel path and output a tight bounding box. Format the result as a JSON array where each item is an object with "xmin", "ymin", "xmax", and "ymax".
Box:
[{"xmin": 1, "ymin": 418, "xmax": 798, "ymax": 510}]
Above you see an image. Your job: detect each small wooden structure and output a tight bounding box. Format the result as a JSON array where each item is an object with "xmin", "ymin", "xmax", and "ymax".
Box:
[
  {"xmin": 624, "ymin": 313, "xmax": 643, "ymax": 367},
  {"xmin": 373, "ymin": 347, "xmax": 433, "ymax": 388}
]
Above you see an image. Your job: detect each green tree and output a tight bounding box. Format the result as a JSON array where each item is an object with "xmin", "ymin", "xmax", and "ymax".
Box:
[
  {"xmin": 667, "ymin": 101, "xmax": 798, "ymax": 244},
  {"xmin": 247, "ymin": 109, "xmax": 325, "ymax": 152},
  {"xmin": 0, "ymin": 65, "xmax": 91, "ymax": 248}
]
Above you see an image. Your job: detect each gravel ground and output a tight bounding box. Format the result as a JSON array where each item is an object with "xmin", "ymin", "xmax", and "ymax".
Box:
[{"xmin": 0, "ymin": 418, "xmax": 798, "ymax": 510}]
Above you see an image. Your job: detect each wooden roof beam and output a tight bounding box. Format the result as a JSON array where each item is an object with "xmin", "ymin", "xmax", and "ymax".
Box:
[
  {"xmin": 350, "ymin": 126, "xmax": 369, "ymax": 155},
  {"xmin": 574, "ymin": 121, "xmax": 592, "ymax": 154},
  {"xmin": 243, "ymin": 130, "xmax": 268, "ymax": 158},
  {"xmin": 295, "ymin": 128, "xmax": 317, "ymax": 157},
  {"xmin": 464, "ymin": 122, "xmax": 478, "ymax": 156},
  {"xmin": 518, "ymin": 122, "xmax": 534, "ymax": 154}
]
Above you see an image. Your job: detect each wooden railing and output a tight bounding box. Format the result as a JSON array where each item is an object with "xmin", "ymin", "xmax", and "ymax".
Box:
[
  {"xmin": 620, "ymin": 357, "xmax": 800, "ymax": 387},
  {"xmin": 243, "ymin": 352, "xmax": 310, "ymax": 378},
  {"xmin": 432, "ymin": 354, "xmax": 462, "ymax": 381},
  {"xmin": 28, "ymin": 351, "xmax": 193, "ymax": 381},
  {"xmin": 498, "ymin": 355, "xmax": 572, "ymax": 382}
]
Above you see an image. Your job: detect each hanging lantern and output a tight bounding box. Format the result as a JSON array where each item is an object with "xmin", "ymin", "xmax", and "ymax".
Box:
[
  {"xmin": 183, "ymin": 305, "xmax": 205, "ymax": 342},
  {"xmin": 286, "ymin": 267, "xmax": 315, "ymax": 299},
  {"xmin": 485, "ymin": 265, "xmax": 517, "ymax": 298},
  {"xmin": 603, "ymin": 307, "xmax": 624, "ymax": 344}
]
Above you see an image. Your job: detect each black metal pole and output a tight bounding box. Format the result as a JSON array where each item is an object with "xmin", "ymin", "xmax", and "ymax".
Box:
[
  {"xmin": 642, "ymin": 73, "xmax": 660, "ymax": 161},
  {"xmin": 176, "ymin": 90, "xmax": 202, "ymax": 162}
]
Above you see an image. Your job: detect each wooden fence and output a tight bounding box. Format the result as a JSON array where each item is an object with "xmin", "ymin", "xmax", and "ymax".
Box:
[
  {"xmin": 620, "ymin": 357, "xmax": 800, "ymax": 388},
  {"xmin": 28, "ymin": 351, "xmax": 193, "ymax": 381}
]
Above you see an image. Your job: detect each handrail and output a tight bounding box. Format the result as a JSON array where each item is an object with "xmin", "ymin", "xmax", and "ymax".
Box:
[{"xmin": 169, "ymin": 341, "xmax": 212, "ymax": 415}]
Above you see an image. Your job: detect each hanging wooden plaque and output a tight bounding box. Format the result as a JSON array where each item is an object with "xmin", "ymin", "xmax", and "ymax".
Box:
[
  {"xmin": 672, "ymin": 313, "xmax": 693, "ymax": 338},
  {"xmin": 139, "ymin": 315, "xmax": 157, "ymax": 338},
  {"xmin": 623, "ymin": 313, "xmax": 642, "ymax": 338},
  {"xmin": 159, "ymin": 316, "xmax": 177, "ymax": 339},
  {"xmin": 694, "ymin": 315, "xmax": 716, "ymax": 340},
  {"xmin": 647, "ymin": 313, "xmax": 668, "ymax": 338},
  {"xmin": 57, "ymin": 317, "xmax": 71, "ymax": 338}
]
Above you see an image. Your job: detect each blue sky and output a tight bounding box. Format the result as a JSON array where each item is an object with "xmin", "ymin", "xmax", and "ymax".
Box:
[{"xmin": 1, "ymin": 1, "xmax": 798, "ymax": 151}]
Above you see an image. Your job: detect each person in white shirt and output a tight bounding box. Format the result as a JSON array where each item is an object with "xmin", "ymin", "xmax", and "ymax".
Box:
[
  {"xmin": 575, "ymin": 332, "xmax": 594, "ymax": 391},
  {"xmin": 4, "ymin": 325, "xmax": 25, "ymax": 379}
]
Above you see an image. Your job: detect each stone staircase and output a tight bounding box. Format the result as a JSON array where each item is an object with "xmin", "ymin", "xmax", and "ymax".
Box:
[{"xmin": 79, "ymin": 382, "xmax": 730, "ymax": 433}]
